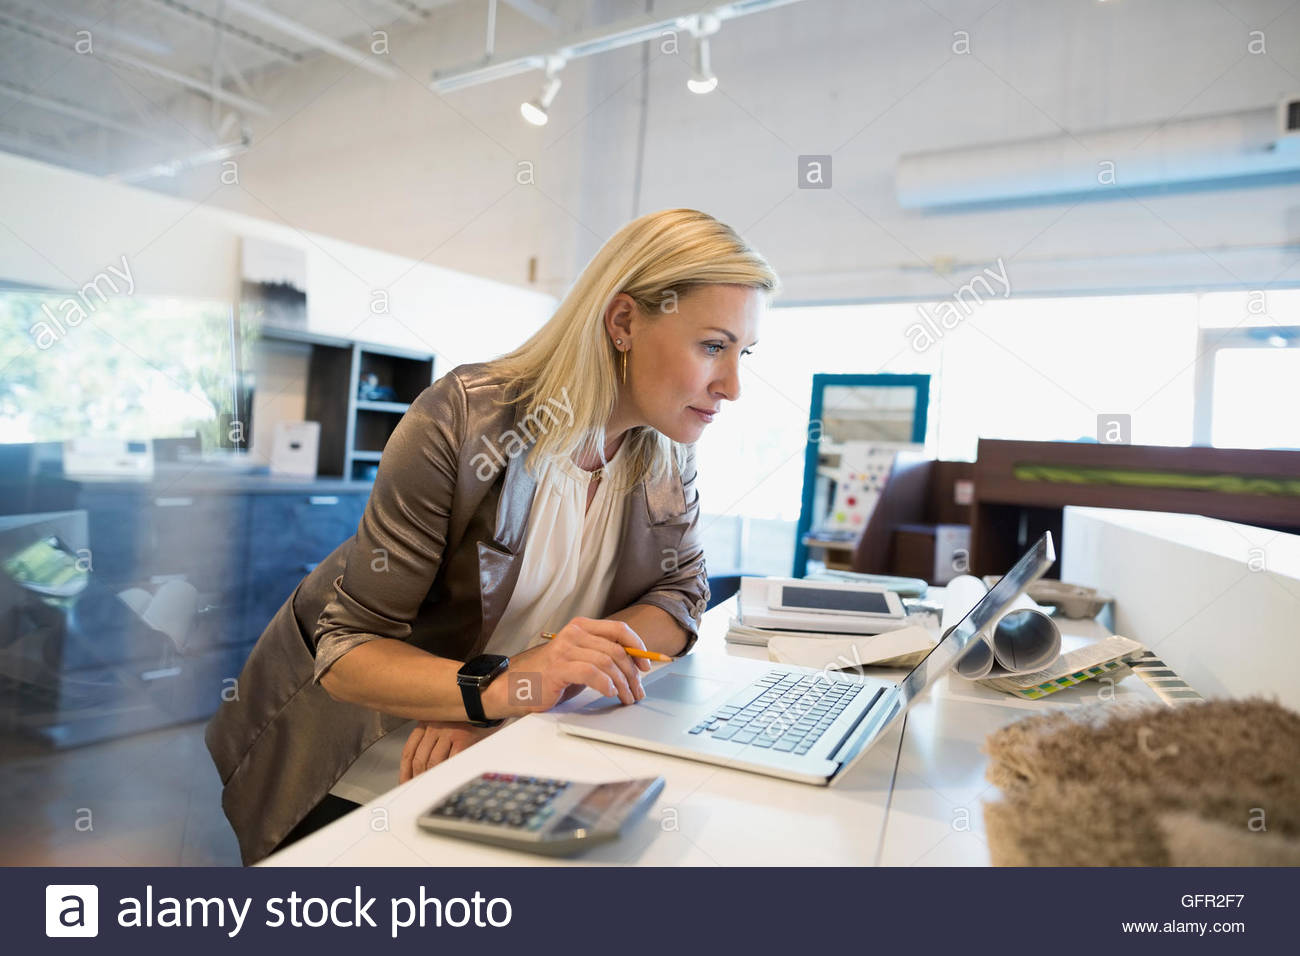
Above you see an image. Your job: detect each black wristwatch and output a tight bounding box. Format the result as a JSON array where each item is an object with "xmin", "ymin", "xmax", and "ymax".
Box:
[{"xmin": 457, "ymin": 654, "xmax": 509, "ymax": 727}]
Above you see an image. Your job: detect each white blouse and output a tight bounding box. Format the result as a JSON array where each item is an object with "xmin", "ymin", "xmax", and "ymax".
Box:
[{"xmin": 328, "ymin": 441, "xmax": 630, "ymax": 805}]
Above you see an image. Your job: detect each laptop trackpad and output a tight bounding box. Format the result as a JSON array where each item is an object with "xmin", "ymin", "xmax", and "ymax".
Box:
[
  {"xmin": 647, "ymin": 674, "xmax": 727, "ymax": 704},
  {"xmin": 577, "ymin": 674, "xmax": 727, "ymax": 714}
]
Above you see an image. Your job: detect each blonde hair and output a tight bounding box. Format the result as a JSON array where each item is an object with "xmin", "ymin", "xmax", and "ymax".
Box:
[{"xmin": 490, "ymin": 208, "xmax": 780, "ymax": 490}]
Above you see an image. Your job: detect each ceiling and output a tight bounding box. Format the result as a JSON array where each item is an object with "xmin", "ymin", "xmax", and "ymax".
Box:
[{"xmin": 0, "ymin": 0, "xmax": 582, "ymax": 178}]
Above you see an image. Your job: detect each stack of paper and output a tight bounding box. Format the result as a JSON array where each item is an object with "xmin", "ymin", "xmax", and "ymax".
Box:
[{"xmin": 726, "ymin": 618, "xmax": 936, "ymax": 670}]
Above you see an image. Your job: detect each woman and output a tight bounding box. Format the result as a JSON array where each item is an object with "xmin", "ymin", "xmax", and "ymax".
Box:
[{"xmin": 205, "ymin": 208, "xmax": 778, "ymax": 865}]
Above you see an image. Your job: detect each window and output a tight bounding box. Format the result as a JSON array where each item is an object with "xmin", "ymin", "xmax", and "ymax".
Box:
[
  {"xmin": 1210, "ymin": 346, "xmax": 1300, "ymax": 449},
  {"xmin": 696, "ymin": 289, "xmax": 1299, "ymax": 573},
  {"xmin": 1192, "ymin": 290, "xmax": 1300, "ymax": 450},
  {"xmin": 0, "ymin": 291, "xmax": 247, "ymax": 450}
]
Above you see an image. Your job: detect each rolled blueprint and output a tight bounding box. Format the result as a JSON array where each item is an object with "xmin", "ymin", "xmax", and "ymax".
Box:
[{"xmin": 940, "ymin": 575, "xmax": 1060, "ymax": 679}]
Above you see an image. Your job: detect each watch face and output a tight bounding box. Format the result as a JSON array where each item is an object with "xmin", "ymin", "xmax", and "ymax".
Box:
[{"xmin": 460, "ymin": 654, "xmax": 508, "ymax": 679}]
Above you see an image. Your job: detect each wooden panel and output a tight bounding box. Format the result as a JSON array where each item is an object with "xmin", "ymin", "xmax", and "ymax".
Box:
[
  {"xmin": 969, "ymin": 439, "xmax": 1300, "ymax": 576},
  {"xmin": 353, "ymin": 408, "xmax": 403, "ymax": 453},
  {"xmin": 928, "ymin": 459, "xmax": 974, "ymax": 525},
  {"xmin": 891, "ymin": 527, "xmax": 938, "ymax": 581},
  {"xmin": 304, "ymin": 343, "xmax": 353, "ymax": 477},
  {"xmin": 852, "ymin": 456, "xmax": 973, "ymax": 576}
]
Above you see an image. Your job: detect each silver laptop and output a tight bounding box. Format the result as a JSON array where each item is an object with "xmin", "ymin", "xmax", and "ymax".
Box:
[{"xmin": 557, "ymin": 532, "xmax": 1056, "ymax": 786}]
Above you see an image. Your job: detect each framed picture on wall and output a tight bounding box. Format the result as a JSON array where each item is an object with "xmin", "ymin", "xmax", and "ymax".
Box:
[{"xmin": 239, "ymin": 236, "xmax": 307, "ymax": 330}]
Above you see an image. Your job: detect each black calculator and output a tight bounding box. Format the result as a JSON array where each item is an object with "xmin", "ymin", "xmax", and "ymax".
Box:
[{"xmin": 416, "ymin": 772, "xmax": 665, "ymax": 856}]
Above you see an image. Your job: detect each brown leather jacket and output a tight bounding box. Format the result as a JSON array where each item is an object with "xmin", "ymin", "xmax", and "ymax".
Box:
[{"xmin": 205, "ymin": 362, "xmax": 709, "ymax": 864}]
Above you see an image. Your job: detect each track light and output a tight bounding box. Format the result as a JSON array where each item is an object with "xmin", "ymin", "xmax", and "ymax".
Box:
[
  {"xmin": 521, "ymin": 58, "xmax": 564, "ymax": 126},
  {"xmin": 688, "ymin": 37, "xmax": 717, "ymax": 94},
  {"xmin": 687, "ymin": 14, "xmax": 720, "ymax": 95},
  {"xmin": 432, "ymin": 0, "xmax": 809, "ymax": 94}
]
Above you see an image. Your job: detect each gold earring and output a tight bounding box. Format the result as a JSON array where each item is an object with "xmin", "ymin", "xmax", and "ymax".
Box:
[{"xmin": 621, "ymin": 348, "xmax": 628, "ymax": 385}]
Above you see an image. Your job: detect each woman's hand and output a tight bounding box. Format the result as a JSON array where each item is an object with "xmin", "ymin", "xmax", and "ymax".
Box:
[
  {"xmin": 399, "ymin": 720, "xmax": 500, "ymax": 783},
  {"xmin": 494, "ymin": 616, "xmax": 652, "ymax": 716}
]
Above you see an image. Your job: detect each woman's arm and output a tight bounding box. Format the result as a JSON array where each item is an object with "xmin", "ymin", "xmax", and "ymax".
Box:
[
  {"xmin": 608, "ymin": 603, "xmax": 691, "ymax": 658},
  {"xmin": 310, "ymin": 372, "xmax": 467, "ymax": 687},
  {"xmin": 322, "ymin": 608, "xmax": 684, "ymax": 720},
  {"xmin": 390, "ymin": 608, "xmax": 677, "ymax": 779},
  {"xmin": 321, "ymin": 617, "xmax": 654, "ymax": 718},
  {"xmin": 319, "ymin": 639, "xmax": 475, "ymax": 721},
  {"xmin": 618, "ymin": 445, "xmax": 711, "ymax": 654}
]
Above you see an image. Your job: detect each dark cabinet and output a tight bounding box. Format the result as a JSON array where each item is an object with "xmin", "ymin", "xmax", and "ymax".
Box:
[
  {"xmin": 71, "ymin": 486, "xmax": 248, "ymax": 650},
  {"xmin": 240, "ymin": 491, "xmax": 367, "ymax": 644},
  {"xmin": 147, "ymin": 493, "xmax": 248, "ymax": 584},
  {"xmin": 75, "ymin": 488, "xmax": 149, "ymax": 587},
  {"xmin": 8, "ymin": 478, "xmax": 371, "ymax": 748}
]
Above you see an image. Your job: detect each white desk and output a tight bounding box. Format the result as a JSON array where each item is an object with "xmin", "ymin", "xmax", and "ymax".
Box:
[{"xmin": 262, "ymin": 596, "xmax": 1157, "ymax": 867}]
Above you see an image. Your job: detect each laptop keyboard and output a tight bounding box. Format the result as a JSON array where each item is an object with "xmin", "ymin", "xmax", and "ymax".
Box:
[{"xmin": 687, "ymin": 670, "xmax": 879, "ymax": 756}]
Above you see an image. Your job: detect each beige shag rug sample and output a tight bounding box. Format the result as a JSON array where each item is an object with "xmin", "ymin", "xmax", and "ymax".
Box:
[{"xmin": 980, "ymin": 698, "xmax": 1300, "ymax": 866}]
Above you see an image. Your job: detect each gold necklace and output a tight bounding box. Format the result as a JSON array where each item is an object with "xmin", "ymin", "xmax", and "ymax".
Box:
[{"xmin": 582, "ymin": 432, "xmax": 621, "ymax": 483}]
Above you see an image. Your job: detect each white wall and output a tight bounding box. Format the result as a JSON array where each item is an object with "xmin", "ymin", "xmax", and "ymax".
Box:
[
  {"xmin": 0, "ymin": 150, "xmax": 556, "ymax": 361},
  {"xmin": 1062, "ymin": 506, "xmax": 1300, "ymax": 708},
  {"xmin": 0, "ymin": 150, "xmax": 557, "ymax": 463}
]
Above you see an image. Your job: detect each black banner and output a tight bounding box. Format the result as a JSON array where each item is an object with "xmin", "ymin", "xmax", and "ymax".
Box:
[{"xmin": 5, "ymin": 866, "xmax": 1289, "ymax": 953}]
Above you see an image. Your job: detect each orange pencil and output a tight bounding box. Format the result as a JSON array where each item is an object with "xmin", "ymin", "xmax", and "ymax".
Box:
[{"xmin": 539, "ymin": 632, "xmax": 673, "ymax": 662}]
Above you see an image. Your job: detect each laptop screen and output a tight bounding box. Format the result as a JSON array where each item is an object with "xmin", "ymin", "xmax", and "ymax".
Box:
[{"xmin": 894, "ymin": 532, "xmax": 1057, "ymax": 712}]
